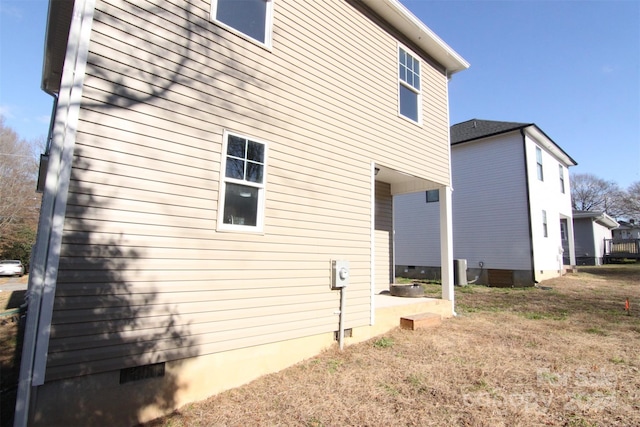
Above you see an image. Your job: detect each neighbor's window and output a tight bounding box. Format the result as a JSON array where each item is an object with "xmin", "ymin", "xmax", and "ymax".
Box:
[
  {"xmin": 542, "ymin": 210, "xmax": 548, "ymax": 237},
  {"xmin": 559, "ymin": 164, "xmax": 565, "ymax": 193},
  {"xmin": 536, "ymin": 147, "xmax": 544, "ymax": 181},
  {"xmin": 425, "ymin": 189, "xmax": 439, "ymax": 203},
  {"xmin": 398, "ymin": 46, "xmax": 421, "ymax": 123},
  {"xmin": 211, "ymin": 0, "xmax": 273, "ymax": 47},
  {"xmin": 218, "ymin": 131, "xmax": 267, "ymax": 231}
]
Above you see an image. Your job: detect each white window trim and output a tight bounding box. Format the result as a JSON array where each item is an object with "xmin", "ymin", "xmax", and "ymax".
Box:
[
  {"xmin": 536, "ymin": 146, "xmax": 544, "ymax": 181},
  {"xmin": 397, "ymin": 43, "xmax": 423, "ymax": 125},
  {"xmin": 217, "ymin": 130, "xmax": 268, "ymax": 233},
  {"xmin": 210, "ymin": 0, "xmax": 274, "ymax": 49}
]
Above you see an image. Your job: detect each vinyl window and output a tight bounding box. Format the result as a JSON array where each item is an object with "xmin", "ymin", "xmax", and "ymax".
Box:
[
  {"xmin": 536, "ymin": 147, "xmax": 544, "ymax": 181},
  {"xmin": 218, "ymin": 131, "xmax": 267, "ymax": 232},
  {"xmin": 398, "ymin": 46, "xmax": 421, "ymax": 123},
  {"xmin": 425, "ymin": 189, "xmax": 439, "ymax": 203},
  {"xmin": 211, "ymin": 0, "xmax": 273, "ymax": 47}
]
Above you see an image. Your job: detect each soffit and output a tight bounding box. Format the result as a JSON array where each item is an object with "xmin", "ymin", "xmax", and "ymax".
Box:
[
  {"xmin": 361, "ymin": 0, "xmax": 469, "ymax": 75},
  {"xmin": 42, "ymin": 0, "xmax": 75, "ymax": 94}
]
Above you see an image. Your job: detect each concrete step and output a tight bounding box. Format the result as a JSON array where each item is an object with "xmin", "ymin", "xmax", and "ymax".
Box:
[{"xmin": 400, "ymin": 312, "xmax": 442, "ymax": 330}]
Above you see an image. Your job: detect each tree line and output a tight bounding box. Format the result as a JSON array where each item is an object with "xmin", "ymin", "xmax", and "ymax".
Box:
[
  {"xmin": 0, "ymin": 117, "xmax": 42, "ymax": 270},
  {"xmin": 571, "ymin": 173, "xmax": 640, "ymax": 222},
  {"xmin": 0, "ymin": 115, "xmax": 638, "ymax": 272}
]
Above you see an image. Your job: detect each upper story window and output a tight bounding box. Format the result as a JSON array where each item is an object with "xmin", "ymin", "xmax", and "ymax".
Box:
[
  {"xmin": 536, "ymin": 147, "xmax": 544, "ymax": 181},
  {"xmin": 425, "ymin": 189, "xmax": 439, "ymax": 203},
  {"xmin": 211, "ymin": 0, "xmax": 273, "ymax": 47},
  {"xmin": 398, "ymin": 46, "xmax": 421, "ymax": 123},
  {"xmin": 559, "ymin": 164, "xmax": 565, "ymax": 193},
  {"xmin": 218, "ymin": 131, "xmax": 267, "ymax": 232}
]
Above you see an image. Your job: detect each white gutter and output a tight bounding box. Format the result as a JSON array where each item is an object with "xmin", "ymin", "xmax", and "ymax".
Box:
[
  {"xmin": 14, "ymin": 0, "xmax": 95, "ymax": 425},
  {"xmin": 361, "ymin": 0, "xmax": 469, "ymax": 74}
]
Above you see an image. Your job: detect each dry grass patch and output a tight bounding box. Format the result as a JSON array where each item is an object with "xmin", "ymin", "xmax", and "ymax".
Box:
[{"xmin": 145, "ymin": 265, "xmax": 639, "ymax": 427}]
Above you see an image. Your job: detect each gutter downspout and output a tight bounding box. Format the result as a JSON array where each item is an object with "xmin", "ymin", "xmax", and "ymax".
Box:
[
  {"xmin": 14, "ymin": 1, "xmax": 95, "ymax": 425},
  {"xmin": 520, "ymin": 128, "xmax": 536, "ymax": 285}
]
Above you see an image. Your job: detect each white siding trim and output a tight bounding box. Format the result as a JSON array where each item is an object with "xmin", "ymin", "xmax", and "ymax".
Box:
[
  {"xmin": 440, "ymin": 186, "xmax": 454, "ymax": 313},
  {"xmin": 370, "ymin": 162, "xmax": 376, "ymax": 325},
  {"xmin": 33, "ymin": 0, "xmax": 96, "ymax": 386},
  {"xmin": 15, "ymin": 0, "xmax": 95, "ymax": 424}
]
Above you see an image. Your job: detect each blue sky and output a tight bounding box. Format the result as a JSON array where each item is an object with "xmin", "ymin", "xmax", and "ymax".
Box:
[{"xmin": 1, "ymin": 0, "xmax": 639, "ymax": 188}]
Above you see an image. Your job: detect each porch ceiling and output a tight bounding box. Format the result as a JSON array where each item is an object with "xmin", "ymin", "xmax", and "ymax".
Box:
[{"xmin": 375, "ymin": 165, "xmax": 442, "ymax": 195}]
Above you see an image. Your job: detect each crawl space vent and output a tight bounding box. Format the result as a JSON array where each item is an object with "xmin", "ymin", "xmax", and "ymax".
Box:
[{"xmin": 120, "ymin": 362, "xmax": 165, "ymax": 384}]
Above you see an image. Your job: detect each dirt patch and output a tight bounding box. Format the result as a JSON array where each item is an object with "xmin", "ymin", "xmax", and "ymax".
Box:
[{"xmin": 144, "ymin": 265, "xmax": 640, "ymax": 427}]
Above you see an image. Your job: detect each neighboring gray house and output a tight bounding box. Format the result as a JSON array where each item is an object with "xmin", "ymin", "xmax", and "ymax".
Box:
[
  {"xmin": 572, "ymin": 211, "xmax": 619, "ymax": 265},
  {"xmin": 613, "ymin": 220, "xmax": 640, "ymax": 240},
  {"xmin": 394, "ymin": 119, "xmax": 578, "ymax": 287}
]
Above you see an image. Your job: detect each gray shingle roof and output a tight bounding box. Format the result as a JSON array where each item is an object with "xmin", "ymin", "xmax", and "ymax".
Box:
[{"xmin": 451, "ymin": 119, "xmax": 532, "ymax": 144}]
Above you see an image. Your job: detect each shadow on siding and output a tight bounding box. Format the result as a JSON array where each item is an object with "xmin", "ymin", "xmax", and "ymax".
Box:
[{"xmin": 27, "ymin": 1, "xmax": 268, "ymax": 425}]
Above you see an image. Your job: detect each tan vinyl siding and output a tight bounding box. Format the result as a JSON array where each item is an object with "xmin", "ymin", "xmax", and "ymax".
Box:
[{"xmin": 46, "ymin": 0, "xmax": 451, "ymax": 380}]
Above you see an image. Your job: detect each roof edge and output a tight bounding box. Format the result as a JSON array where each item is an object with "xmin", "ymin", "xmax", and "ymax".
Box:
[
  {"xmin": 572, "ymin": 211, "xmax": 619, "ymax": 229},
  {"xmin": 451, "ymin": 120, "xmax": 533, "ymax": 145},
  {"xmin": 361, "ymin": 0, "xmax": 469, "ymax": 75}
]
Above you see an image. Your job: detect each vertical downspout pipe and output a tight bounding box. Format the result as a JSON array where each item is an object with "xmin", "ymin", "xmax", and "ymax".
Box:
[{"xmin": 520, "ymin": 128, "xmax": 536, "ymax": 285}]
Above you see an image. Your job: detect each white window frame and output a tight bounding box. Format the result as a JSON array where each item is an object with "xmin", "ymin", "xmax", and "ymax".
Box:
[
  {"xmin": 217, "ymin": 130, "xmax": 268, "ymax": 233},
  {"xmin": 542, "ymin": 210, "xmax": 548, "ymax": 238},
  {"xmin": 210, "ymin": 0, "xmax": 274, "ymax": 49},
  {"xmin": 397, "ymin": 44, "xmax": 422, "ymax": 124},
  {"xmin": 559, "ymin": 164, "xmax": 565, "ymax": 193},
  {"xmin": 536, "ymin": 147, "xmax": 544, "ymax": 181}
]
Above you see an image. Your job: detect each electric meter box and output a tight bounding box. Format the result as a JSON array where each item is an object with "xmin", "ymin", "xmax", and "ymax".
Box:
[{"xmin": 331, "ymin": 260, "xmax": 349, "ymax": 289}]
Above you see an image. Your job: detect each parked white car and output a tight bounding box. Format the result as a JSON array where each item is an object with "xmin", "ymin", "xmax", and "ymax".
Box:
[{"xmin": 0, "ymin": 260, "xmax": 25, "ymax": 277}]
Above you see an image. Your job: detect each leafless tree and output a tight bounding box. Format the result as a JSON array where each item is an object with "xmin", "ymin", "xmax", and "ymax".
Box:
[
  {"xmin": 0, "ymin": 116, "xmax": 41, "ymax": 252},
  {"xmin": 570, "ymin": 172, "xmax": 627, "ymax": 218},
  {"xmin": 619, "ymin": 181, "xmax": 640, "ymax": 221}
]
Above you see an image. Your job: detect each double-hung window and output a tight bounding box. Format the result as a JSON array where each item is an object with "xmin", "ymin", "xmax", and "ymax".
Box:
[
  {"xmin": 211, "ymin": 0, "xmax": 273, "ymax": 47},
  {"xmin": 218, "ymin": 131, "xmax": 267, "ymax": 232},
  {"xmin": 536, "ymin": 147, "xmax": 544, "ymax": 181},
  {"xmin": 559, "ymin": 164, "xmax": 565, "ymax": 193},
  {"xmin": 398, "ymin": 46, "xmax": 421, "ymax": 123}
]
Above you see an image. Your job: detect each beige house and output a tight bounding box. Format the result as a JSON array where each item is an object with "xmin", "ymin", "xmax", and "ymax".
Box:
[{"xmin": 16, "ymin": 0, "xmax": 468, "ymax": 425}]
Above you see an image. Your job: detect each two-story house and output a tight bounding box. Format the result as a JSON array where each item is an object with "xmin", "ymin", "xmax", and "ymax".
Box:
[
  {"xmin": 394, "ymin": 119, "xmax": 577, "ymax": 287},
  {"xmin": 16, "ymin": 0, "xmax": 468, "ymax": 425}
]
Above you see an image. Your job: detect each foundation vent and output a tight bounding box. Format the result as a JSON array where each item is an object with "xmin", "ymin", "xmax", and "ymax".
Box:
[
  {"xmin": 334, "ymin": 328, "xmax": 353, "ymax": 340},
  {"xmin": 120, "ymin": 362, "xmax": 165, "ymax": 384}
]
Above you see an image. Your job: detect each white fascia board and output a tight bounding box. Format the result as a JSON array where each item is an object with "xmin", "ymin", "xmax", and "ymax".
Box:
[
  {"xmin": 573, "ymin": 211, "xmax": 619, "ymax": 230},
  {"xmin": 596, "ymin": 214, "xmax": 619, "ymax": 229},
  {"xmin": 361, "ymin": 0, "xmax": 469, "ymax": 75},
  {"xmin": 524, "ymin": 125, "xmax": 578, "ymax": 167}
]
